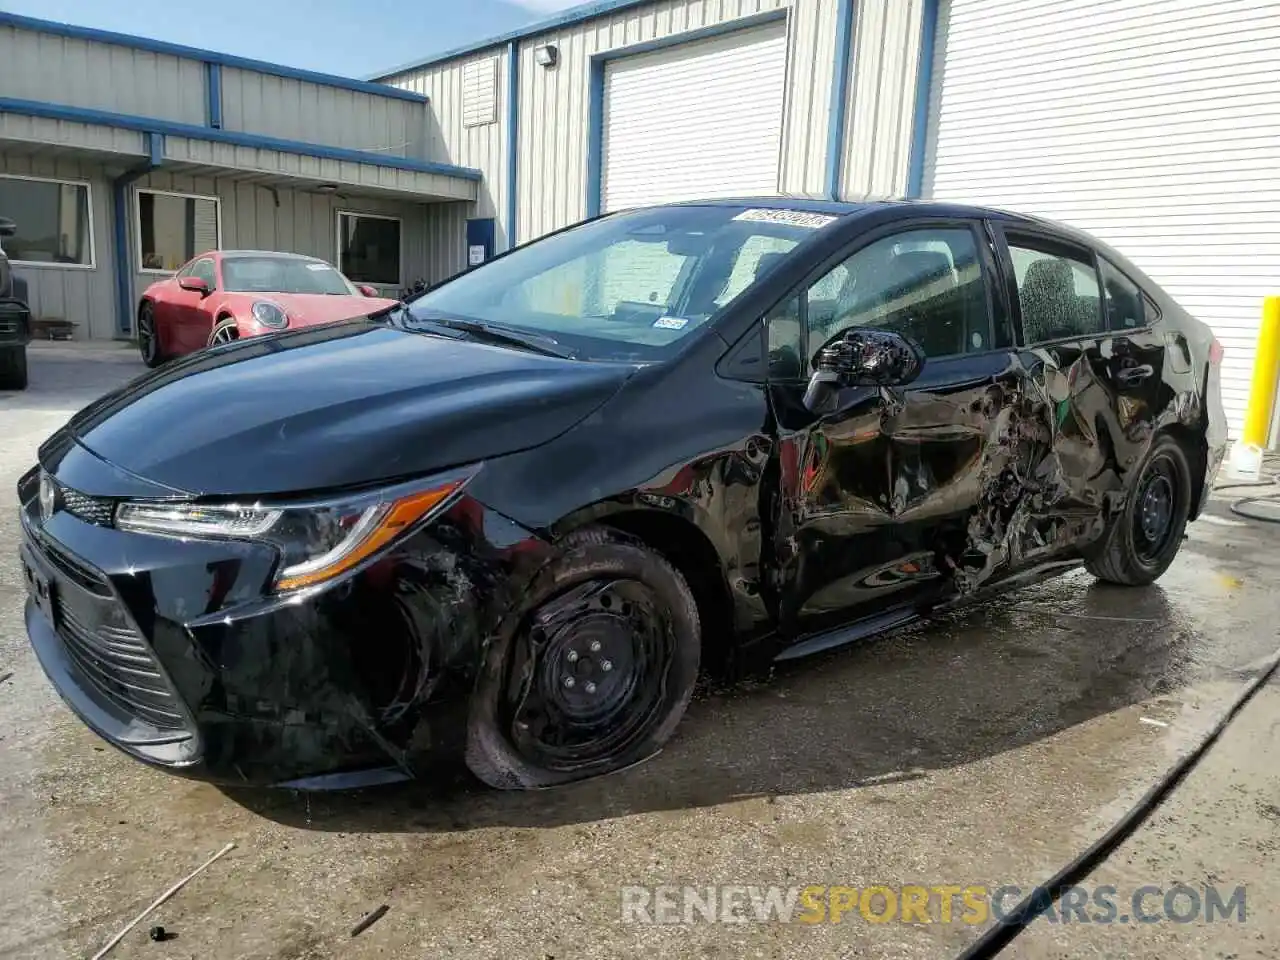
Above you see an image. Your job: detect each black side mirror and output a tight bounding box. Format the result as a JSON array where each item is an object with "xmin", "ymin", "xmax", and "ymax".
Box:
[
  {"xmin": 0, "ymin": 217, "xmax": 16, "ymax": 238},
  {"xmin": 803, "ymin": 328, "xmax": 925, "ymax": 415}
]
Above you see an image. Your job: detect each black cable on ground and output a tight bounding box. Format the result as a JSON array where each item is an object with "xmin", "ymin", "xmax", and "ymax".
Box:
[
  {"xmin": 953, "ymin": 648, "xmax": 1280, "ymax": 960},
  {"xmin": 1214, "ymin": 474, "xmax": 1280, "ymax": 524}
]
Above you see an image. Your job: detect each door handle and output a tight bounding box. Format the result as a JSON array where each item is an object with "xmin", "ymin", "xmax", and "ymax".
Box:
[{"xmin": 1115, "ymin": 364, "xmax": 1155, "ymax": 385}]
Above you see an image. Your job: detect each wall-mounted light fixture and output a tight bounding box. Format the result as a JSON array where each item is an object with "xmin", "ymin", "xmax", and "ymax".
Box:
[
  {"xmin": 534, "ymin": 44, "xmax": 559, "ymax": 68},
  {"xmin": 315, "ymin": 183, "xmax": 340, "ymax": 194}
]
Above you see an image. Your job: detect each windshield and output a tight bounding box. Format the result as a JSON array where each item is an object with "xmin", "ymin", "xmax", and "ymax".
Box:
[
  {"xmin": 222, "ymin": 257, "xmax": 357, "ymax": 296},
  {"xmin": 408, "ymin": 205, "xmax": 840, "ymax": 361}
]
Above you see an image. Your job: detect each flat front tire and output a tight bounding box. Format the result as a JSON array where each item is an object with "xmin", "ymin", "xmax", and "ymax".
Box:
[
  {"xmin": 1086, "ymin": 435, "xmax": 1192, "ymax": 586},
  {"xmin": 466, "ymin": 527, "xmax": 701, "ymax": 790}
]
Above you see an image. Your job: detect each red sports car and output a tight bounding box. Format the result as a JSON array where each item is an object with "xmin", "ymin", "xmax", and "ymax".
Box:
[{"xmin": 136, "ymin": 250, "xmax": 399, "ymax": 367}]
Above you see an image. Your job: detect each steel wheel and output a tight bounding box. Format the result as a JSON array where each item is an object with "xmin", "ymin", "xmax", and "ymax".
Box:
[
  {"xmin": 465, "ymin": 528, "xmax": 701, "ymax": 789},
  {"xmin": 208, "ymin": 320, "xmax": 240, "ymax": 347},
  {"xmin": 506, "ymin": 579, "xmax": 674, "ymax": 771},
  {"xmin": 1133, "ymin": 454, "xmax": 1178, "ymax": 563}
]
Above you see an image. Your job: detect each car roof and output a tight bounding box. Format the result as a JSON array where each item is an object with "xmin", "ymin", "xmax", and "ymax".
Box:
[
  {"xmin": 217, "ymin": 250, "xmax": 329, "ymax": 263},
  {"xmin": 662, "ymin": 194, "xmax": 1084, "ymax": 225}
]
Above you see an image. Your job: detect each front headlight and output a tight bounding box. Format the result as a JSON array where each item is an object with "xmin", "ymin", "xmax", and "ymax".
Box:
[
  {"xmin": 115, "ymin": 472, "xmax": 471, "ymax": 592},
  {"xmin": 251, "ymin": 300, "xmax": 289, "ymax": 329}
]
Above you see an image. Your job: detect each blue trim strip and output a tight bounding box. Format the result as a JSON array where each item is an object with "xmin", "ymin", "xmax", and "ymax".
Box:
[
  {"xmin": 505, "ymin": 41, "xmax": 519, "ymax": 250},
  {"xmin": 0, "ymin": 98, "xmax": 484, "ymax": 181},
  {"xmin": 112, "ymin": 132, "xmax": 164, "ymax": 336},
  {"xmin": 370, "ymin": 0, "xmax": 655, "ymax": 79},
  {"xmin": 584, "ymin": 10, "xmax": 789, "ymax": 218},
  {"xmin": 0, "ymin": 12, "xmax": 428, "ymax": 103},
  {"xmin": 825, "ymin": 0, "xmax": 856, "ymax": 200},
  {"xmin": 585, "ymin": 58, "xmax": 605, "ymax": 220},
  {"xmin": 906, "ymin": 0, "xmax": 940, "ymax": 199},
  {"xmin": 206, "ymin": 62, "xmax": 223, "ymax": 129}
]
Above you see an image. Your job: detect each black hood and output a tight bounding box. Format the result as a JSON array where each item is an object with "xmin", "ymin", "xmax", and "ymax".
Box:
[{"xmin": 47, "ymin": 321, "xmax": 633, "ymax": 497}]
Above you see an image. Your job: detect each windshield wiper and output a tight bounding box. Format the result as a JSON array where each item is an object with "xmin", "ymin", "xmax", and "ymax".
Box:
[{"xmin": 404, "ymin": 312, "xmax": 574, "ymax": 359}]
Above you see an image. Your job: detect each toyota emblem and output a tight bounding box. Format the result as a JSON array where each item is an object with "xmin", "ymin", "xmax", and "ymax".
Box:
[{"xmin": 38, "ymin": 472, "xmax": 56, "ymax": 522}]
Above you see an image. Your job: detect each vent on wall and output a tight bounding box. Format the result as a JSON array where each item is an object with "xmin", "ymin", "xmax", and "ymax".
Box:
[{"xmin": 462, "ymin": 57, "xmax": 498, "ymax": 127}]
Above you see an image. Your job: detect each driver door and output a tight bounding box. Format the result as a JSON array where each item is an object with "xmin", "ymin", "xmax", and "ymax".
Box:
[
  {"xmin": 766, "ymin": 219, "xmax": 1019, "ymax": 642},
  {"xmin": 173, "ymin": 256, "xmax": 218, "ymax": 352}
]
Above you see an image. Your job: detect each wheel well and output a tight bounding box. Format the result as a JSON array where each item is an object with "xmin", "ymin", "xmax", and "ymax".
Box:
[
  {"xmin": 597, "ymin": 510, "xmax": 736, "ymax": 673},
  {"xmin": 1158, "ymin": 423, "xmax": 1208, "ymax": 519}
]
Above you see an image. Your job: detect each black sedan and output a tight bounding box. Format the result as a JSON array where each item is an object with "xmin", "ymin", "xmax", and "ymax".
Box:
[{"xmin": 18, "ymin": 199, "xmax": 1228, "ymax": 790}]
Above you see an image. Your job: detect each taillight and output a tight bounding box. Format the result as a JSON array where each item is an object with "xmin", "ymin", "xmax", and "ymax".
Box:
[{"xmin": 1209, "ymin": 339, "xmax": 1225, "ymax": 365}]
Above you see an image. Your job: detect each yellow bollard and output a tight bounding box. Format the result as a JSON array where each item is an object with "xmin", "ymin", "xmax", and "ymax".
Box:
[{"xmin": 1241, "ymin": 295, "xmax": 1280, "ymax": 449}]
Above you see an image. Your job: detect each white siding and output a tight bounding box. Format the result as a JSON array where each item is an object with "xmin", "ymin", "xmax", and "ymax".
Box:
[
  {"xmin": 0, "ymin": 25, "xmax": 206, "ymax": 126},
  {"xmin": 924, "ymin": 0, "xmax": 1280, "ymax": 435},
  {"xmin": 601, "ymin": 22, "xmax": 788, "ymax": 211},
  {"xmin": 219, "ymin": 68, "xmax": 429, "ymax": 161},
  {"xmin": 841, "ymin": 0, "xmax": 925, "ymax": 198},
  {"xmin": 384, "ymin": 51, "xmax": 509, "ymax": 258}
]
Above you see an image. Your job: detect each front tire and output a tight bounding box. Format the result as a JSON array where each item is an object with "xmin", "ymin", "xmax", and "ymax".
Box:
[
  {"xmin": 207, "ymin": 318, "xmax": 240, "ymax": 348},
  {"xmin": 0, "ymin": 346, "xmax": 28, "ymax": 390},
  {"xmin": 1086, "ymin": 435, "xmax": 1192, "ymax": 586},
  {"xmin": 137, "ymin": 302, "xmax": 164, "ymax": 368},
  {"xmin": 466, "ymin": 528, "xmax": 701, "ymax": 790}
]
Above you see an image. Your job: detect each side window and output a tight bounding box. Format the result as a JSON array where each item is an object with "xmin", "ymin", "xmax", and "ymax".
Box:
[
  {"xmin": 805, "ymin": 226, "xmax": 991, "ymax": 370},
  {"xmin": 1099, "ymin": 258, "xmax": 1144, "ymax": 329},
  {"xmin": 765, "ymin": 295, "xmax": 804, "ymax": 380},
  {"xmin": 174, "ymin": 259, "xmax": 196, "ymax": 278},
  {"xmin": 1007, "ymin": 237, "xmax": 1104, "ymax": 343},
  {"xmin": 191, "ymin": 258, "xmax": 217, "ymax": 289}
]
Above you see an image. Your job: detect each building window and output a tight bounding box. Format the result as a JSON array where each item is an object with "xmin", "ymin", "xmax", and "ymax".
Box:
[
  {"xmin": 137, "ymin": 189, "xmax": 221, "ymax": 273},
  {"xmin": 0, "ymin": 174, "xmax": 94, "ymax": 267},
  {"xmin": 337, "ymin": 212, "xmax": 401, "ymax": 286}
]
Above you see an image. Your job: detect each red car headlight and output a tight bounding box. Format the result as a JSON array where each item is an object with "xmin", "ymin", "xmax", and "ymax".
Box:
[{"xmin": 251, "ymin": 300, "xmax": 289, "ymax": 329}]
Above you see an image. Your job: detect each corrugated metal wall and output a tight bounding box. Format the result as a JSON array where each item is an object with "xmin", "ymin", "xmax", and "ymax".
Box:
[
  {"xmin": 129, "ymin": 171, "xmax": 432, "ymax": 302},
  {"xmin": 386, "ymin": 51, "xmax": 508, "ymax": 234},
  {"xmin": 840, "ymin": 0, "xmax": 924, "ymax": 197},
  {"xmin": 923, "ymin": 0, "xmax": 1280, "ymax": 435},
  {"xmin": 220, "ymin": 69, "xmax": 429, "ymax": 160},
  {"xmin": 0, "ymin": 25, "xmax": 207, "ymax": 125},
  {"xmin": 0, "ymin": 155, "xmax": 116, "ymax": 340},
  {"xmin": 383, "ymin": 0, "xmax": 927, "ymax": 264}
]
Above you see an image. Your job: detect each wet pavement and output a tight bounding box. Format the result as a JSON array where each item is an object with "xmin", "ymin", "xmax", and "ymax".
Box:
[{"xmin": 1, "ymin": 343, "xmax": 1278, "ymax": 959}]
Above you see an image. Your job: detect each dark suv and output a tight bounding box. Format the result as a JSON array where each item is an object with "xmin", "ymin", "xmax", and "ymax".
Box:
[{"xmin": 0, "ymin": 216, "xmax": 32, "ymax": 389}]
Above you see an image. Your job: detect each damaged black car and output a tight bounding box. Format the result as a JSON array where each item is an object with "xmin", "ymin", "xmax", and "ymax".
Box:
[{"xmin": 18, "ymin": 199, "xmax": 1228, "ymax": 790}]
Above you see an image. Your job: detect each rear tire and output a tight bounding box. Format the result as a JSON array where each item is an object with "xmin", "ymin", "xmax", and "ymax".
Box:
[
  {"xmin": 137, "ymin": 302, "xmax": 164, "ymax": 368},
  {"xmin": 0, "ymin": 346, "xmax": 28, "ymax": 390},
  {"xmin": 466, "ymin": 527, "xmax": 701, "ymax": 790},
  {"xmin": 1086, "ymin": 435, "xmax": 1192, "ymax": 586}
]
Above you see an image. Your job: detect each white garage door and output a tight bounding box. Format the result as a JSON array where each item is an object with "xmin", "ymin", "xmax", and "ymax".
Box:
[
  {"xmin": 601, "ymin": 22, "xmax": 787, "ymax": 213},
  {"xmin": 924, "ymin": 0, "xmax": 1280, "ymax": 436}
]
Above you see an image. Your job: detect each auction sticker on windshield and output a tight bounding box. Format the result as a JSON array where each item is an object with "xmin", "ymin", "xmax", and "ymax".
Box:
[
  {"xmin": 732, "ymin": 209, "xmax": 838, "ymax": 229},
  {"xmin": 653, "ymin": 316, "xmax": 691, "ymax": 330}
]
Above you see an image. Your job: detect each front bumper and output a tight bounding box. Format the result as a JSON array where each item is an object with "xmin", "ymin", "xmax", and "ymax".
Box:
[{"xmin": 17, "ymin": 466, "xmax": 548, "ymax": 788}]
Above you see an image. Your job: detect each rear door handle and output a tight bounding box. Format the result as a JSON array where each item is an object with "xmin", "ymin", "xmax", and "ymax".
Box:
[{"xmin": 1115, "ymin": 364, "xmax": 1155, "ymax": 385}]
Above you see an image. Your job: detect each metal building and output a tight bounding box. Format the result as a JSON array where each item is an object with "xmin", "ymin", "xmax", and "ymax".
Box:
[
  {"xmin": 0, "ymin": 12, "xmax": 482, "ymax": 341},
  {"xmin": 2, "ymin": 0, "xmax": 1277, "ymax": 438}
]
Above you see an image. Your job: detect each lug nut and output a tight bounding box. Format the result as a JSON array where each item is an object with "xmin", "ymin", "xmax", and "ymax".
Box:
[
  {"xmin": 566, "ymin": 650, "xmax": 579, "ymax": 663},
  {"xmin": 590, "ymin": 640, "xmax": 602, "ymax": 653},
  {"xmin": 584, "ymin": 682, "xmax": 597, "ymax": 694},
  {"xmin": 562, "ymin": 676, "xmax": 575, "ymax": 688},
  {"xmin": 601, "ymin": 659, "xmax": 613, "ymax": 672}
]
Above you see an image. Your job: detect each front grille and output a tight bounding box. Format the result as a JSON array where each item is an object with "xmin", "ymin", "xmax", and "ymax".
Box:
[
  {"xmin": 59, "ymin": 485, "xmax": 116, "ymax": 527},
  {"xmin": 0, "ymin": 316, "xmax": 17, "ymax": 336}
]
